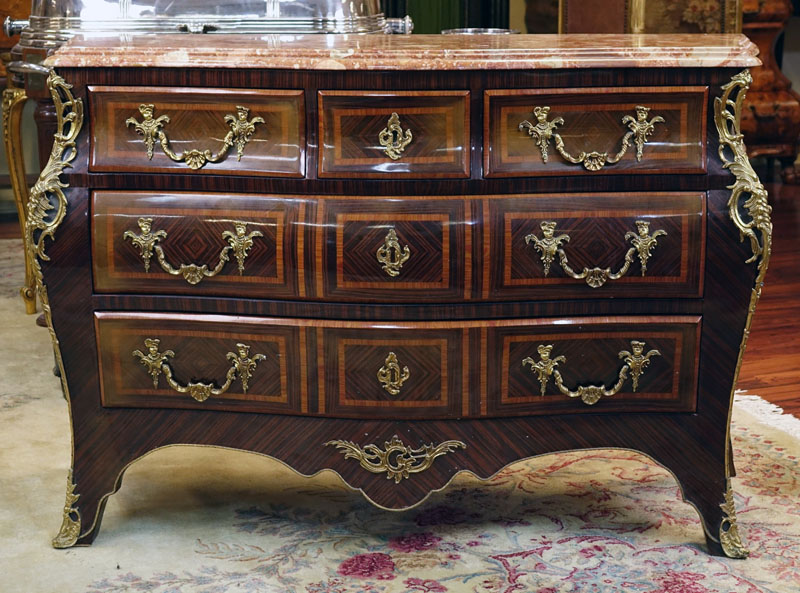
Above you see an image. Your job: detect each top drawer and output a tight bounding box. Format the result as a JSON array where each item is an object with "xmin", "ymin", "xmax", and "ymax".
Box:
[
  {"xmin": 484, "ymin": 86, "xmax": 708, "ymax": 177},
  {"xmin": 89, "ymin": 86, "xmax": 305, "ymax": 177},
  {"xmin": 318, "ymin": 91, "xmax": 470, "ymax": 178}
]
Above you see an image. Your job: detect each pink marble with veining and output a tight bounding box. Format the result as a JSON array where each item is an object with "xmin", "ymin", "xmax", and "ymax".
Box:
[{"xmin": 44, "ymin": 33, "xmax": 759, "ymax": 70}]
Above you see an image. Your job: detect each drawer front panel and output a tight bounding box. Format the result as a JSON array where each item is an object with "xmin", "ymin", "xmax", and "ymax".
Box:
[
  {"xmin": 486, "ymin": 193, "xmax": 705, "ymax": 299},
  {"xmin": 89, "ymin": 86, "xmax": 305, "ymax": 177},
  {"xmin": 485, "ymin": 87, "xmax": 707, "ymax": 177},
  {"xmin": 318, "ymin": 197, "xmax": 468, "ymax": 301},
  {"xmin": 96, "ymin": 313, "xmax": 304, "ymax": 414},
  {"xmin": 318, "ymin": 91, "xmax": 470, "ymax": 178},
  {"xmin": 92, "ymin": 191, "xmax": 302, "ymax": 298},
  {"xmin": 320, "ymin": 326, "xmax": 463, "ymax": 419},
  {"xmin": 486, "ymin": 317, "xmax": 700, "ymax": 416},
  {"xmin": 96, "ymin": 314, "xmax": 698, "ymax": 419}
]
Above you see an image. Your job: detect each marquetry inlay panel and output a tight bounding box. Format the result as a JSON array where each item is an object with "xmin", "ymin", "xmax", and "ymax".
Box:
[
  {"xmin": 485, "ymin": 86, "xmax": 708, "ymax": 177},
  {"xmin": 486, "ymin": 193, "xmax": 705, "ymax": 300},
  {"xmin": 89, "ymin": 86, "xmax": 305, "ymax": 177},
  {"xmin": 317, "ymin": 197, "xmax": 469, "ymax": 302},
  {"xmin": 318, "ymin": 91, "xmax": 470, "ymax": 178},
  {"xmin": 488, "ymin": 316, "xmax": 701, "ymax": 416},
  {"xmin": 92, "ymin": 191, "xmax": 302, "ymax": 299},
  {"xmin": 95, "ymin": 313, "xmax": 302, "ymax": 414},
  {"xmin": 94, "ymin": 313, "xmax": 698, "ymax": 419}
]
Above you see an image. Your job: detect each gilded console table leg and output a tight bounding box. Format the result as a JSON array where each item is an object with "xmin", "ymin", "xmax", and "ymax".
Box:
[{"xmin": 2, "ymin": 82, "xmax": 37, "ymax": 314}]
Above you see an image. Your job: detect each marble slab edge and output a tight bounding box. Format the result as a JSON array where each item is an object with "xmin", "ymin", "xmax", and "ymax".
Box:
[{"xmin": 44, "ymin": 33, "xmax": 760, "ymax": 70}]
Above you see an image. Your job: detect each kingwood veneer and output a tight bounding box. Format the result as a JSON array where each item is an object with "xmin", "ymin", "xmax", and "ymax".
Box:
[{"xmin": 26, "ymin": 34, "xmax": 768, "ymax": 557}]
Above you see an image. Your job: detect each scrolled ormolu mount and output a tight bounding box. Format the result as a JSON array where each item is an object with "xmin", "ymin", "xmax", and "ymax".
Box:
[
  {"xmin": 525, "ymin": 220, "xmax": 667, "ymax": 288},
  {"xmin": 123, "ymin": 217, "xmax": 263, "ymax": 285},
  {"xmin": 378, "ymin": 112, "xmax": 413, "ymax": 160},
  {"xmin": 519, "ymin": 105, "xmax": 665, "ymax": 171},
  {"xmin": 24, "ymin": 71, "xmax": 84, "ymax": 550},
  {"xmin": 713, "ymin": 69, "xmax": 772, "ymax": 559},
  {"xmin": 376, "ymin": 227, "xmax": 411, "ymax": 277},
  {"xmin": 125, "ymin": 103, "xmax": 265, "ymax": 169},
  {"xmin": 325, "ymin": 435, "xmax": 466, "ymax": 483},
  {"xmin": 133, "ymin": 338, "xmax": 266, "ymax": 402},
  {"xmin": 377, "ymin": 352, "xmax": 410, "ymax": 396},
  {"xmin": 522, "ymin": 341, "xmax": 661, "ymax": 406}
]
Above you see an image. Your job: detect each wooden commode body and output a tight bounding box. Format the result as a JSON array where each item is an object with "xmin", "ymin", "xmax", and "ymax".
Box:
[{"xmin": 28, "ymin": 34, "xmax": 768, "ymax": 557}]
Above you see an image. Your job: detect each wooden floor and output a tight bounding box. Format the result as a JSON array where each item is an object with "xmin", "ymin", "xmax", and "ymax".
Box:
[
  {"xmin": 738, "ymin": 179, "xmax": 800, "ymax": 415},
  {"xmin": 1, "ymin": 178, "xmax": 798, "ymax": 415}
]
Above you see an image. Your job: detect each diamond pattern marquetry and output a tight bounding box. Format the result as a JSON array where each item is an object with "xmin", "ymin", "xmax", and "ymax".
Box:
[
  {"xmin": 487, "ymin": 319, "xmax": 700, "ymax": 417},
  {"xmin": 485, "ymin": 87, "xmax": 707, "ymax": 177},
  {"xmin": 319, "ymin": 91, "xmax": 470, "ymax": 178},
  {"xmin": 321, "ymin": 198, "xmax": 468, "ymax": 302},
  {"xmin": 488, "ymin": 193, "xmax": 704, "ymax": 300},
  {"xmin": 97, "ymin": 315, "xmax": 302, "ymax": 415},
  {"xmin": 93, "ymin": 191, "xmax": 300, "ymax": 299},
  {"xmin": 90, "ymin": 86, "xmax": 304, "ymax": 177}
]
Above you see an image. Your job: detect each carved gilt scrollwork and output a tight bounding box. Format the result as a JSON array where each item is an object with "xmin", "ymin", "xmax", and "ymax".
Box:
[
  {"xmin": 376, "ymin": 227, "xmax": 411, "ymax": 277},
  {"xmin": 519, "ymin": 105, "xmax": 665, "ymax": 171},
  {"xmin": 522, "ymin": 340, "xmax": 660, "ymax": 406},
  {"xmin": 325, "ymin": 435, "xmax": 466, "ymax": 483},
  {"xmin": 123, "ymin": 217, "xmax": 263, "ymax": 285},
  {"xmin": 133, "ymin": 338, "xmax": 266, "ymax": 402},
  {"xmin": 378, "ymin": 112, "xmax": 413, "ymax": 160},
  {"xmin": 524, "ymin": 220, "xmax": 667, "ymax": 288},
  {"xmin": 125, "ymin": 104, "xmax": 265, "ymax": 169}
]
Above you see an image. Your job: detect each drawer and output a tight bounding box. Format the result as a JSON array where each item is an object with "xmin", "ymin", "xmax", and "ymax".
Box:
[
  {"xmin": 484, "ymin": 86, "xmax": 708, "ymax": 177},
  {"xmin": 316, "ymin": 196, "xmax": 469, "ymax": 301},
  {"xmin": 92, "ymin": 191, "xmax": 302, "ymax": 298},
  {"xmin": 318, "ymin": 91, "xmax": 470, "ymax": 178},
  {"xmin": 95, "ymin": 313, "xmax": 305, "ymax": 414},
  {"xmin": 485, "ymin": 316, "xmax": 700, "ymax": 416},
  {"xmin": 89, "ymin": 86, "xmax": 305, "ymax": 177},
  {"xmin": 96, "ymin": 314, "xmax": 698, "ymax": 419},
  {"xmin": 485, "ymin": 193, "xmax": 705, "ymax": 300}
]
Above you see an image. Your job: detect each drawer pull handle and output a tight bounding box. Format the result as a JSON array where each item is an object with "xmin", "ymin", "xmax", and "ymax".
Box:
[
  {"xmin": 325, "ymin": 435, "xmax": 466, "ymax": 483},
  {"xmin": 123, "ymin": 217, "xmax": 263, "ymax": 285},
  {"xmin": 125, "ymin": 104, "xmax": 265, "ymax": 170},
  {"xmin": 522, "ymin": 341, "xmax": 661, "ymax": 406},
  {"xmin": 525, "ymin": 220, "xmax": 667, "ymax": 288},
  {"xmin": 379, "ymin": 112, "xmax": 413, "ymax": 160},
  {"xmin": 519, "ymin": 105, "xmax": 665, "ymax": 171},
  {"xmin": 376, "ymin": 228, "xmax": 411, "ymax": 277},
  {"xmin": 133, "ymin": 338, "xmax": 266, "ymax": 402},
  {"xmin": 377, "ymin": 352, "xmax": 410, "ymax": 396}
]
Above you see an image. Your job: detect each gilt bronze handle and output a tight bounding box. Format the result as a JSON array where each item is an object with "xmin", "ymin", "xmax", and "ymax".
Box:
[
  {"xmin": 123, "ymin": 217, "xmax": 263, "ymax": 285},
  {"xmin": 525, "ymin": 220, "xmax": 667, "ymax": 288},
  {"xmin": 125, "ymin": 104, "xmax": 265, "ymax": 169},
  {"xmin": 133, "ymin": 338, "xmax": 266, "ymax": 402},
  {"xmin": 519, "ymin": 105, "xmax": 664, "ymax": 171},
  {"xmin": 522, "ymin": 340, "xmax": 661, "ymax": 406}
]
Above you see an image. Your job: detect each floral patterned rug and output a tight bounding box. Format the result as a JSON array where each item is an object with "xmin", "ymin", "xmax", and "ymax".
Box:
[{"xmin": 1, "ymin": 238, "xmax": 799, "ymax": 593}]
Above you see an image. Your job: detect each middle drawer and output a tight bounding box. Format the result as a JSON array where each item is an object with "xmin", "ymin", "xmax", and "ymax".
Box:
[{"xmin": 92, "ymin": 191, "xmax": 704, "ymax": 301}]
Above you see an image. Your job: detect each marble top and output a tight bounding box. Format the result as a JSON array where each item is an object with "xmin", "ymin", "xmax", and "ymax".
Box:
[{"xmin": 45, "ymin": 33, "xmax": 760, "ymax": 70}]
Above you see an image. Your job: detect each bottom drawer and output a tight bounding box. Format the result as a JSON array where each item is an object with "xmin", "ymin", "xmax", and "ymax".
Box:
[{"xmin": 95, "ymin": 313, "xmax": 700, "ymax": 418}]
